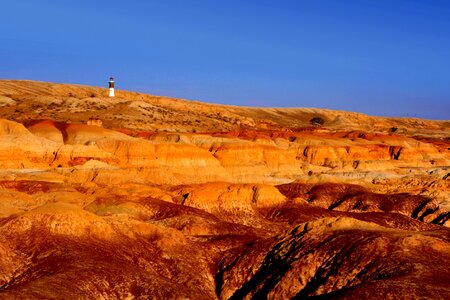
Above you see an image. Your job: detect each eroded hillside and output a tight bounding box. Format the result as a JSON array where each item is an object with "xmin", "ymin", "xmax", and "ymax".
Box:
[{"xmin": 0, "ymin": 80, "xmax": 449, "ymax": 299}]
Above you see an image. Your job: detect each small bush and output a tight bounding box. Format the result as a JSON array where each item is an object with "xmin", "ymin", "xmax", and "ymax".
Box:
[{"xmin": 310, "ymin": 116, "xmax": 325, "ymax": 126}]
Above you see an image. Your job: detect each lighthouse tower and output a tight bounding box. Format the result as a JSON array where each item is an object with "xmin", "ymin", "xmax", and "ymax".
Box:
[{"xmin": 108, "ymin": 77, "xmax": 115, "ymax": 97}]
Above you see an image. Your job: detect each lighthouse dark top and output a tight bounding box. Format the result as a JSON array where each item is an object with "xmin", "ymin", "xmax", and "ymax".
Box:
[{"xmin": 109, "ymin": 77, "xmax": 115, "ymax": 88}]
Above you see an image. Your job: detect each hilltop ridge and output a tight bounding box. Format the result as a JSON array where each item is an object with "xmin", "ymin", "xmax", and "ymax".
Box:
[{"xmin": 0, "ymin": 80, "xmax": 448, "ymax": 135}]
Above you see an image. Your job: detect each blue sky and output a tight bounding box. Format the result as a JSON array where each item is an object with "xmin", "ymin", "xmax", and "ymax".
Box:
[{"xmin": 1, "ymin": 0, "xmax": 450, "ymax": 119}]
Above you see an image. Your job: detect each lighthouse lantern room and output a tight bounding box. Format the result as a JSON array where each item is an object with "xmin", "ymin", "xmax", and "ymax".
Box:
[{"xmin": 108, "ymin": 77, "xmax": 115, "ymax": 97}]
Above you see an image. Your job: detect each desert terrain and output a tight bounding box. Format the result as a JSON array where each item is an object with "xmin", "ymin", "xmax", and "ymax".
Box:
[{"xmin": 0, "ymin": 80, "xmax": 449, "ymax": 299}]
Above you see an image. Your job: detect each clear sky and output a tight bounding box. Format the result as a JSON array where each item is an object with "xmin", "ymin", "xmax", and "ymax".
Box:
[{"xmin": 1, "ymin": 0, "xmax": 449, "ymax": 119}]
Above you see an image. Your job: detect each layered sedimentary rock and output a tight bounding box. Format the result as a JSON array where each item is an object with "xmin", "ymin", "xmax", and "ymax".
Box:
[
  {"xmin": 216, "ymin": 217, "xmax": 450, "ymax": 299},
  {"xmin": 0, "ymin": 80, "xmax": 449, "ymax": 299},
  {"xmin": 0, "ymin": 118, "xmax": 448, "ymax": 186}
]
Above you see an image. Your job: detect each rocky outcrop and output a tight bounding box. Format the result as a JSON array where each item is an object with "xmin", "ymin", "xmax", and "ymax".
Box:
[
  {"xmin": 277, "ymin": 182, "xmax": 449, "ymax": 226},
  {"xmin": 0, "ymin": 203, "xmax": 217, "ymax": 299},
  {"xmin": 216, "ymin": 217, "xmax": 450, "ymax": 299},
  {"xmin": 171, "ymin": 183, "xmax": 287, "ymax": 227},
  {"xmin": 26, "ymin": 120, "xmax": 64, "ymax": 144}
]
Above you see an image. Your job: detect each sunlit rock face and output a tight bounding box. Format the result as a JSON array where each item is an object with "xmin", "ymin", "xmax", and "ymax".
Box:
[{"xmin": 0, "ymin": 80, "xmax": 449, "ymax": 299}]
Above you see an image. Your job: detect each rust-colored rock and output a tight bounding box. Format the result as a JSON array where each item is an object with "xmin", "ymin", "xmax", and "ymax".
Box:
[{"xmin": 0, "ymin": 80, "xmax": 449, "ymax": 299}]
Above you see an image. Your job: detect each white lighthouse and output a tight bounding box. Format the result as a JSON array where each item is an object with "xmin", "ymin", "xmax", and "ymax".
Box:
[{"xmin": 108, "ymin": 76, "xmax": 115, "ymax": 97}]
